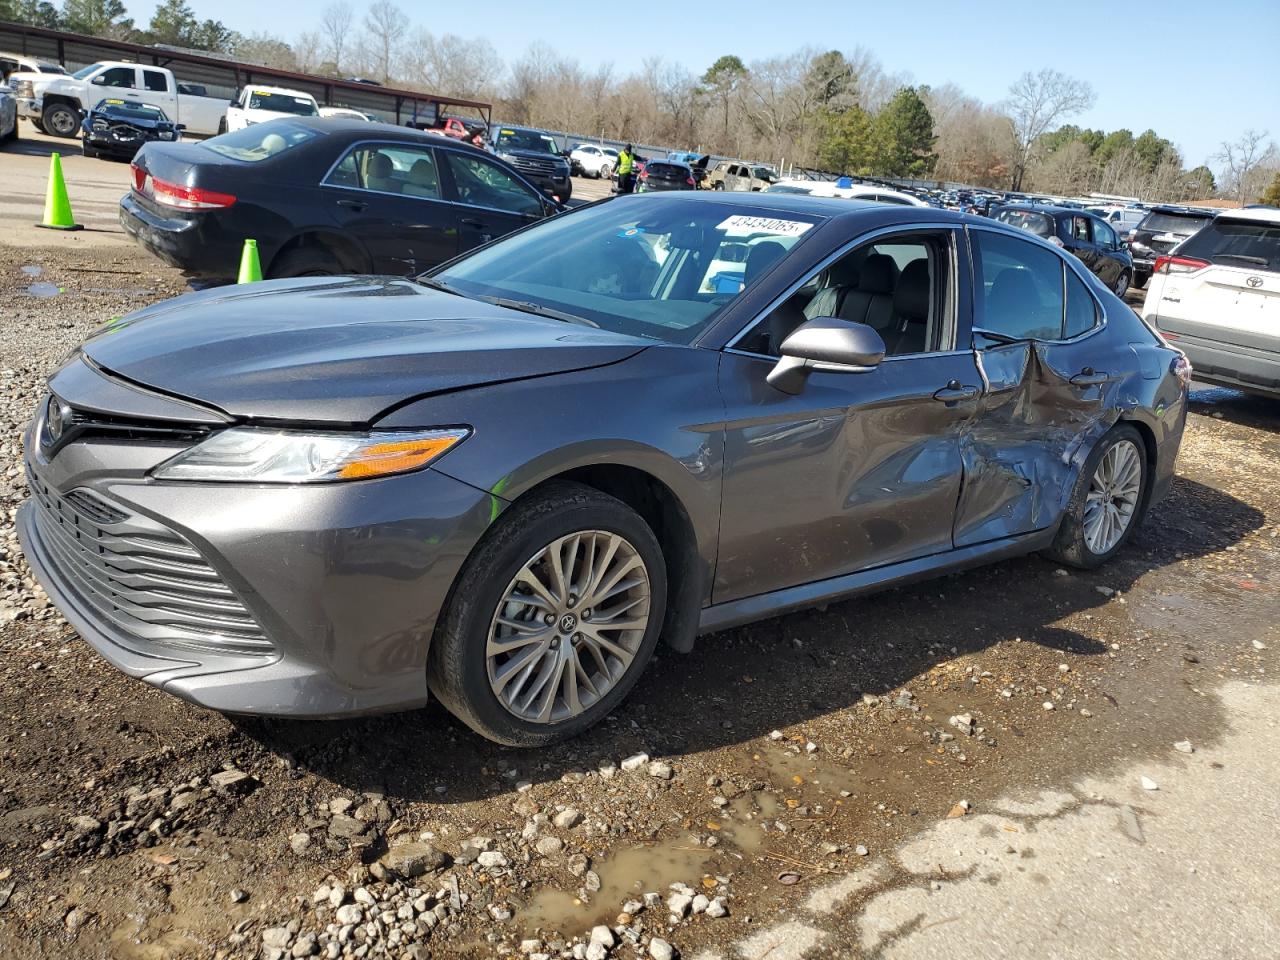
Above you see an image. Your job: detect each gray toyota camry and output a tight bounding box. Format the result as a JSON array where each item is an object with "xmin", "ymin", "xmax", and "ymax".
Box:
[{"xmin": 19, "ymin": 193, "xmax": 1190, "ymax": 745}]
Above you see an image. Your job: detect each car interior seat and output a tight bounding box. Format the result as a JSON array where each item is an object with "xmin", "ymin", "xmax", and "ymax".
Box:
[
  {"xmin": 403, "ymin": 159, "xmax": 439, "ymax": 198},
  {"xmin": 366, "ymin": 153, "xmax": 398, "ymax": 193},
  {"xmin": 883, "ymin": 258, "xmax": 932, "ymax": 355},
  {"xmin": 839, "ymin": 253, "xmax": 899, "ymax": 330}
]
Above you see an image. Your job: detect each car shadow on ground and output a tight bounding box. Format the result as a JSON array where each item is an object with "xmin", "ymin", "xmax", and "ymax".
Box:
[
  {"xmin": 229, "ymin": 474, "xmax": 1264, "ymax": 804},
  {"xmin": 2, "ymin": 134, "xmax": 87, "ymax": 159},
  {"xmin": 1188, "ymin": 385, "xmax": 1280, "ymax": 431}
]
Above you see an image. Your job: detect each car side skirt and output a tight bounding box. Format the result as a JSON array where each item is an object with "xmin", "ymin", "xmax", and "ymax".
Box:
[{"xmin": 696, "ymin": 527, "xmax": 1058, "ymax": 636}]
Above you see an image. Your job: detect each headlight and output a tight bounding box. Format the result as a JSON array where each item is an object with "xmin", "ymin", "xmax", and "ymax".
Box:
[
  {"xmin": 153, "ymin": 427, "xmax": 469, "ymax": 483},
  {"xmin": 159, "ymin": 129, "xmax": 176, "ymax": 139}
]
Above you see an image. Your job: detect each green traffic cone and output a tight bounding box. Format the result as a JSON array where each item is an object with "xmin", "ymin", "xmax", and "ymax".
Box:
[
  {"xmin": 237, "ymin": 238, "xmax": 263, "ymax": 283},
  {"xmin": 36, "ymin": 152, "xmax": 83, "ymax": 232}
]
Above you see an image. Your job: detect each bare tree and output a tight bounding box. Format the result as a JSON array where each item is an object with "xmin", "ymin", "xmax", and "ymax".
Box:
[
  {"xmin": 1216, "ymin": 129, "xmax": 1277, "ymax": 202},
  {"xmin": 362, "ymin": 0, "xmax": 408, "ymax": 84},
  {"xmin": 1003, "ymin": 69, "xmax": 1095, "ymax": 191},
  {"xmin": 293, "ymin": 30, "xmax": 324, "ymax": 73},
  {"xmin": 320, "ymin": 3, "xmax": 354, "ymax": 73}
]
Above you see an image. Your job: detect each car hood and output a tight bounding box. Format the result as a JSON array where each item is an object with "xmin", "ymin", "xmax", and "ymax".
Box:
[{"xmin": 81, "ymin": 277, "xmax": 648, "ymax": 424}]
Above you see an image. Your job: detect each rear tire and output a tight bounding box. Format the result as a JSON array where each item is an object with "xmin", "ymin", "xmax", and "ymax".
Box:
[
  {"xmin": 267, "ymin": 246, "xmax": 344, "ymax": 278},
  {"xmin": 1044, "ymin": 424, "xmax": 1148, "ymax": 570},
  {"xmin": 1113, "ymin": 270, "xmax": 1130, "ymax": 299},
  {"xmin": 427, "ymin": 481, "xmax": 667, "ymax": 746}
]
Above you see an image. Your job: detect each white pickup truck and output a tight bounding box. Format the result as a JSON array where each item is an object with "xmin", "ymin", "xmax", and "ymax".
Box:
[
  {"xmin": 18, "ymin": 61, "xmax": 227, "ymax": 138},
  {"xmin": 221, "ymin": 85, "xmax": 320, "ymax": 133}
]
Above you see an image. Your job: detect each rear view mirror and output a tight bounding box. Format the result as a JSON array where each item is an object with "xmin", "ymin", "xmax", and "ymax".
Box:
[{"xmin": 767, "ymin": 317, "xmax": 885, "ymax": 394}]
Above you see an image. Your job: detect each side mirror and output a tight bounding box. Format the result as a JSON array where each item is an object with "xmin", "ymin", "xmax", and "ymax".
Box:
[
  {"xmin": 176, "ymin": 123, "xmax": 187, "ymax": 131},
  {"xmin": 767, "ymin": 317, "xmax": 885, "ymax": 395},
  {"xmin": 91, "ymin": 75, "xmax": 105, "ymax": 85}
]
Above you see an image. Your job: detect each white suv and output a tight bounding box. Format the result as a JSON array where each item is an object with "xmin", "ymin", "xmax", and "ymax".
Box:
[
  {"xmin": 569, "ymin": 143, "xmax": 618, "ymax": 179},
  {"xmin": 1142, "ymin": 207, "xmax": 1279, "ymax": 398}
]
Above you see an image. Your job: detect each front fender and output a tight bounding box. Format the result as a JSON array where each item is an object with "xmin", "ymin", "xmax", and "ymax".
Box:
[{"xmin": 375, "ymin": 346, "xmax": 726, "ymax": 591}]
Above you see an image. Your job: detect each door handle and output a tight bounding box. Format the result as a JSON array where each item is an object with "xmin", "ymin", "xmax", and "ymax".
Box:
[
  {"xmin": 336, "ymin": 199, "xmax": 366, "ymax": 211},
  {"xmin": 460, "ymin": 217, "xmax": 485, "ymax": 227},
  {"xmin": 933, "ymin": 380, "xmax": 980, "ymax": 403},
  {"xmin": 1069, "ymin": 368, "xmax": 1108, "ymax": 387}
]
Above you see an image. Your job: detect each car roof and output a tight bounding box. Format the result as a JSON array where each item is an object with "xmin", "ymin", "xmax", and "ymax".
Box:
[
  {"xmin": 1214, "ymin": 206, "xmax": 1280, "ymax": 225},
  {"xmin": 995, "ymin": 203, "xmax": 1090, "ymax": 218},
  {"xmin": 1148, "ymin": 205, "xmax": 1218, "ymax": 217},
  {"xmin": 283, "ymin": 115, "xmax": 463, "ymax": 144},
  {"xmin": 630, "ymin": 190, "xmax": 968, "ymax": 225}
]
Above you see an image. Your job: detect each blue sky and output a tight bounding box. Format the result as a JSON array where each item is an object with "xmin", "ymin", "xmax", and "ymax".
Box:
[{"xmin": 132, "ymin": 0, "xmax": 1279, "ymax": 169}]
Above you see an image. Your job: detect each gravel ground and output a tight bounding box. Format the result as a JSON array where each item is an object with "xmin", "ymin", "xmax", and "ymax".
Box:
[{"xmin": 0, "ymin": 242, "xmax": 1277, "ymax": 960}]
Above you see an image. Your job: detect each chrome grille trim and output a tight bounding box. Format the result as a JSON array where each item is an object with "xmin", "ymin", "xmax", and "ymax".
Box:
[{"xmin": 27, "ymin": 470, "xmax": 273, "ymax": 654}]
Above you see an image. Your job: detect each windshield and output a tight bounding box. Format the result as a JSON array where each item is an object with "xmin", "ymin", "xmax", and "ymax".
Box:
[
  {"xmin": 39, "ymin": 64, "xmax": 67, "ymax": 74},
  {"xmin": 1141, "ymin": 211, "xmax": 1213, "ymax": 235},
  {"xmin": 72, "ymin": 63, "xmax": 104, "ymax": 80},
  {"xmin": 751, "ymin": 166, "xmax": 777, "ymax": 182},
  {"xmin": 996, "ymin": 209, "xmax": 1054, "ymax": 238},
  {"xmin": 247, "ymin": 91, "xmax": 319, "ymax": 116},
  {"xmin": 96, "ymin": 99, "xmax": 169, "ymax": 122},
  {"xmin": 495, "ymin": 128, "xmax": 562, "ymax": 155},
  {"xmin": 202, "ymin": 120, "xmax": 320, "ymax": 162},
  {"xmin": 1177, "ymin": 219, "xmax": 1280, "ymax": 272},
  {"xmin": 432, "ymin": 196, "xmax": 824, "ymax": 344},
  {"xmin": 765, "ymin": 184, "xmax": 814, "ymax": 195}
]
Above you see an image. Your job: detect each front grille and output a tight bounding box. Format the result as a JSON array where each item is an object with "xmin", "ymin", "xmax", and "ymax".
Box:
[
  {"xmin": 510, "ymin": 155, "xmax": 563, "ymax": 178},
  {"xmin": 27, "ymin": 470, "xmax": 272, "ymax": 655}
]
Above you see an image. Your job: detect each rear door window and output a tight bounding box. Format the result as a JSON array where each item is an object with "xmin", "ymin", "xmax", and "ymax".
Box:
[
  {"xmin": 972, "ymin": 230, "xmax": 1066, "ymax": 343},
  {"xmin": 324, "ymin": 143, "xmax": 442, "ymax": 199},
  {"xmin": 1176, "ymin": 219, "xmax": 1280, "ymax": 272},
  {"xmin": 143, "ymin": 70, "xmax": 168, "ymax": 92},
  {"xmin": 995, "ymin": 209, "xmax": 1054, "ymax": 238}
]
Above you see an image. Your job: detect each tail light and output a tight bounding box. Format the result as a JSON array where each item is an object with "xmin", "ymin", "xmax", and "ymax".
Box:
[
  {"xmin": 640, "ymin": 170, "xmax": 648, "ymax": 179},
  {"xmin": 1172, "ymin": 352, "xmax": 1193, "ymax": 386},
  {"xmin": 131, "ymin": 163, "xmax": 236, "ymax": 210},
  {"xmin": 1154, "ymin": 255, "xmax": 1209, "ymax": 276},
  {"xmin": 686, "ymin": 176, "xmax": 695, "ymax": 186}
]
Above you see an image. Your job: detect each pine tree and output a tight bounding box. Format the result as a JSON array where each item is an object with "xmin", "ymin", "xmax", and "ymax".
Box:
[
  {"xmin": 871, "ymin": 87, "xmax": 937, "ymax": 177},
  {"xmin": 61, "ymin": 0, "xmax": 132, "ymax": 37}
]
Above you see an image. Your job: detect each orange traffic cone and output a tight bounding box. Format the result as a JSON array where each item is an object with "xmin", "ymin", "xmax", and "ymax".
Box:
[{"xmin": 36, "ymin": 152, "xmax": 83, "ymax": 231}]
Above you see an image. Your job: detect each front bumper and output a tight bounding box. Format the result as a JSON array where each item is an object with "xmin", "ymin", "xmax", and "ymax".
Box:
[{"xmin": 19, "ymin": 422, "xmax": 501, "ymax": 717}]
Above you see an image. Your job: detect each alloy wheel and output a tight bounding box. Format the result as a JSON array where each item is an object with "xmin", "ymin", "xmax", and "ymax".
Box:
[
  {"xmin": 486, "ymin": 530, "xmax": 651, "ymax": 724},
  {"xmin": 1083, "ymin": 439, "xmax": 1142, "ymax": 555},
  {"xmin": 1114, "ymin": 272, "xmax": 1129, "ymax": 298}
]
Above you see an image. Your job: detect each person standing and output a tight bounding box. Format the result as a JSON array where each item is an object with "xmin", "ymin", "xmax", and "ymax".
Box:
[{"xmin": 616, "ymin": 144, "xmax": 635, "ymax": 194}]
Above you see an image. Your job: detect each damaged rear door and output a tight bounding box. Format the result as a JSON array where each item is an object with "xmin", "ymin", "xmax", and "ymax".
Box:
[{"xmin": 955, "ymin": 227, "xmax": 1117, "ymax": 546}]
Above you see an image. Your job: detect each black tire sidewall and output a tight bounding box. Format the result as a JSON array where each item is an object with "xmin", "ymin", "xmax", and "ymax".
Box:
[
  {"xmin": 269, "ymin": 248, "xmax": 341, "ymax": 279},
  {"xmin": 429, "ymin": 485, "xmax": 667, "ymax": 746}
]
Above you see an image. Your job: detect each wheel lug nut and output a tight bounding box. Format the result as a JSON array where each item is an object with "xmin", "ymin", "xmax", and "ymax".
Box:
[
  {"xmin": 567, "ymin": 595, "xmax": 578, "ymax": 608},
  {"xmin": 582, "ymin": 609, "xmax": 592, "ymax": 620},
  {"xmin": 543, "ymin": 614, "xmax": 555, "ymax": 625}
]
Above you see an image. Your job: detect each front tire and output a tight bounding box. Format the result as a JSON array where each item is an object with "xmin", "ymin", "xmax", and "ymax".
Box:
[
  {"xmin": 42, "ymin": 103, "xmax": 81, "ymax": 138},
  {"xmin": 1044, "ymin": 424, "xmax": 1148, "ymax": 569},
  {"xmin": 428, "ymin": 482, "xmax": 667, "ymax": 746},
  {"xmin": 1113, "ymin": 270, "xmax": 1130, "ymax": 299}
]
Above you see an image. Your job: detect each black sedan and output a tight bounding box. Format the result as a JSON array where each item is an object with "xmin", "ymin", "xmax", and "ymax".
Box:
[
  {"xmin": 638, "ymin": 159, "xmax": 698, "ymax": 192},
  {"xmin": 22, "ymin": 193, "xmax": 1187, "ymax": 743},
  {"xmin": 120, "ymin": 117, "xmax": 563, "ymax": 281},
  {"xmin": 991, "ymin": 205, "xmax": 1134, "ymax": 297},
  {"xmin": 81, "ymin": 98, "xmax": 180, "ymax": 161}
]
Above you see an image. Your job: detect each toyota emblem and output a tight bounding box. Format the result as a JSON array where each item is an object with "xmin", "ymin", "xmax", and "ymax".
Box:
[
  {"xmin": 46, "ymin": 396, "xmax": 66, "ymax": 442},
  {"xmin": 1246, "ymin": 276, "xmax": 1263, "ymax": 288}
]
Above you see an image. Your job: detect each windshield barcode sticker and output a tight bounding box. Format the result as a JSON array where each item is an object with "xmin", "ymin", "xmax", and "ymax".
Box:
[{"xmin": 717, "ymin": 215, "xmax": 813, "ymax": 237}]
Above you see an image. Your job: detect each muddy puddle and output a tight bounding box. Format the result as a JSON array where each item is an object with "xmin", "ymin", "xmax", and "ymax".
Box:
[
  {"xmin": 24, "ymin": 281, "xmax": 62, "ymax": 298},
  {"xmin": 520, "ymin": 836, "xmax": 713, "ymax": 932},
  {"xmin": 21, "ymin": 265, "xmax": 43, "ymax": 277},
  {"xmin": 756, "ymin": 744, "xmax": 861, "ymax": 798}
]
